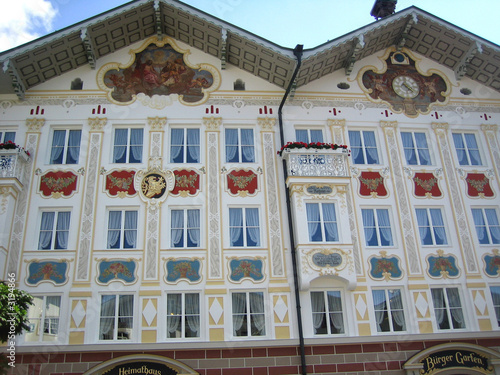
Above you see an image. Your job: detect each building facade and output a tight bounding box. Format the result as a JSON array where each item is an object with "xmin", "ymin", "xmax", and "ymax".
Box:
[{"xmin": 1, "ymin": 1, "xmax": 500, "ymax": 374}]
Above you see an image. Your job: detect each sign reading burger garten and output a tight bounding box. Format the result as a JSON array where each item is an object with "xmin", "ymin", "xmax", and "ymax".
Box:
[
  {"xmin": 102, "ymin": 361, "xmax": 177, "ymax": 375},
  {"xmin": 421, "ymin": 349, "xmax": 492, "ymax": 374}
]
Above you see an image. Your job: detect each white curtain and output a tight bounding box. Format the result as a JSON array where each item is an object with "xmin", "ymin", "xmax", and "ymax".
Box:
[
  {"xmin": 185, "ymin": 294, "xmax": 200, "ymax": 336},
  {"xmin": 124, "ymin": 211, "xmax": 137, "ymax": 248},
  {"xmin": 401, "ymin": 132, "xmax": 417, "ymax": 165},
  {"xmin": 229, "ymin": 208, "xmax": 243, "ymax": 246},
  {"xmin": 38, "ymin": 212, "xmax": 55, "ymax": 249},
  {"xmin": 414, "ymin": 132, "xmax": 430, "ymax": 165},
  {"xmin": 416, "ymin": 209, "xmax": 431, "ymax": 245},
  {"xmin": 171, "ymin": 210, "xmax": 184, "ymax": 247},
  {"xmin": 306, "ymin": 203, "xmax": 320, "ymax": 242},
  {"xmin": 250, "ymin": 292, "xmax": 265, "ymax": 335},
  {"xmin": 327, "ymin": 291, "xmax": 344, "ymax": 333},
  {"xmin": 187, "ymin": 209, "xmax": 200, "ymax": 247},
  {"xmin": 464, "ymin": 133, "xmax": 481, "ymax": 165},
  {"xmin": 107, "ymin": 211, "xmax": 122, "ymax": 248},
  {"xmin": 310, "ymin": 292, "xmax": 325, "ymax": 332},
  {"xmin": 372, "ymin": 290, "xmax": 387, "ymax": 332},
  {"xmin": 241, "ymin": 129, "xmax": 254, "ymax": 162},
  {"xmin": 388, "ymin": 290, "xmax": 405, "ymax": 330},
  {"xmin": 44, "ymin": 296, "xmax": 61, "ymax": 335},
  {"xmin": 187, "ymin": 129, "xmax": 200, "ymax": 163},
  {"xmin": 296, "ymin": 129, "xmax": 308, "ymax": 143},
  {"xmin": 246, "ymin": 208, "xmax": 260, "ymax": 246},
  {"xmin": 430, "ymin": 209, "xmax": 447, "ymax": 244},
  {"xmin": 362, "ymin": 209, "xmax": 377, "ymax": 246},
  {"xmin": 170, "ymin": 129, "xmax": 184, "ymax": 163},
  {"xmin": 225, "ymin": 129, "xmax": 238, "ymax": 162},
  {"xmin": 322, "ymin": 203, "xmax": 338, "ymax": 242},
  {"xmin": 67, "ymin": 130, "xmax": 81, "ymax": 164},
  {"xmin": 99, "ymin": 295, "xmax": 116, "ymax": 339},
  {"xmin": 491, "ymin": 287, "xmax": 500, "ymax": 323},
  {"xmin": 113, "ymin": 129, "xmax": 128, "ymax": 163},
  {"xmin": 363, "ymin": 131, "xmax": 379, "ymax": 164},
  {"xmin": 377, "ymin": 209, "xmax": 393, "ymax": 246},
  {"xmin": 55, "ymin": 212, "xmax": 70, "ymax": 249},
  {"xmin": 50, "ymin": 130, "xmax": 65, "ymax": 164},
  {"xmin": 167, "ymin": 294, "xmax": 181, "ymax": 337},
  {"xmin": 130, "ymin": 129, "xmax": 143, "ymax": 163},
  {"xmin": 348, "ymin": 131, "xmax": 362, "ymax": 164},
  {"xmin": 485, "ymin": 209, "xmax": 500, "ymax": 244},
  {"xmin": 472, "ymin": 208, "xmax": 488, "ymax": 243},
  {"xmin": 431, "ymin": 289, "xmax": 445, "ymax": 328},
  {"xmin": 310, "ymin": 130, "xmax": 323, "ymax": 143},
  {"xmin": 118, "ymin": 295, "xmax": 134, "ymax": 338},
  {"xmin": 232, "ymin": 293, "xmax": 246, "ymax": 335},
  {"xmin": 446, "ymin": 288, "xmax": 465, "ymax": 328}
]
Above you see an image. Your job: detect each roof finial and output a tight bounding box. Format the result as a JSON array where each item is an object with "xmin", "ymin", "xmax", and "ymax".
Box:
[{"xmin": 370, "ymin": 0, "xmax": 397, "ymax": 20}]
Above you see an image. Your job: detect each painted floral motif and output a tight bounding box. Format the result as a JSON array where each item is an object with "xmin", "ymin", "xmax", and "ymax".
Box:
[
  {"xmin": 105, "ymin": 170, "xmax": 136, "ymax": 197},
  {"xmin": 175, "ymin": 174, "xmax": 198, "ymax": 188},
  {"xmin": 39, "ymin": 171, "xmax": 78, "ymax": 197},
  {"xmin": 413, "ymin": 172, "xmax": 441, "ymax": 197},
  {"xmin": 171, "ymin": 170, "xmax": 200, "ymax": 196},
  {"xmin": 229, "ymin": 259, "xmax": 264, "ymax": 282},
  {"xmin": 359, "ymin": 171, "xmax": 387, "ymax": 197},
  {"xmin": 98, "ymin": 261, "xmax": 136, "ymax": 284},
  {"xmin": 466, "ymin": 173, "xmax": 494, "ymax": 197},
  {"xmin": 277, "ymin": 142, "xmax": 349, "ymax": 156},
  {"xmin": 369, "ymin": 256, "xmax": 402, "ymax": 280},
  {"xmin": 227, "ymin": 170, "xmax": 258, "ymax": 195},
  {"xmin": 27, "ymin": 261, "xmax": 67, "ymax": 285},
  {"xmin": 484, "ymin": 253, "xmax": 500, "ymax": 277},
  {"xmin": 427, "ymin": 253, "xmax": 459, "ymax": 278},
  {"xmin": 228, "ymin": 173, "xmax": 255, "ymax": 189},
  {"xmin": 166, "ymin": 259, "xmax": 201, "ymax": 283}
]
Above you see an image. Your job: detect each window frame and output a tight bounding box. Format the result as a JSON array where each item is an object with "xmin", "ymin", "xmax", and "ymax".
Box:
[
  {"xmin": 228, "ymin": 207, "xmax": 261, "ymax": 247},
  {"xmin": 348, "ymin": 129, "xmax": 380, "ymax": 165},
  {"xmin": 24, "ymin": 295, "xmax": 62, "ymax": 343},
  {"xmin": 471, "ymin": 207, "xmax": 500, "ymax": 245},
  {"xmin": 310, "ymin": 290, "xmax": 345, "ymax": 335},
  {"xmin": 371, "ymin": 288, "xmax": 407, "ymax": 333},
  {"xmin": 295, "ymin": 128, "xmax": 324, "ymax": 143},
  {"xmin": 452, "ymin": 132, "xmax": 482, "ymax": 166},
  {"xmin": 106, "ymin": 209, "xmax": 139, "ymax": 249},
  {"xmin": 0, "ymin": 130, "xmax": 16, "ymax": 143},
  {"xmin": 430, "ymin": 287, "xmax": 466, "ymax": 330},
  {"xmin": 361, "ymin": 207, "xmax": 394, "ymax": 247},
  {"xmin": 37, "ymin": 210, "xmax": 71, "ymax": 250},
  {"xmin": 225, "ymin": 128, "xmax": 255, "ymax": 163},
  {"xmin": 165, "ymin": 292, "xmax": 201, "ymax": 339},
  {"xmin": 112, "ymin": 127, "xmax": 144, "ymax": 163},
  {"xmin": 170, "ymin": 208, "xmax": 201, "ymax": 248},
  {"xmin": 306, "ymin": 202, "xmax": 339, "ymax": 243},
  {"xmin": 400, "ymin": 131, "xmax": 431, "ymax": 165},
  {"xmin": 231, "ymin": 291, "xmax": 266, "ymax": 338},
  {"xmin": 415, "ymin": 207, "xmax": 448, "ymax": 246},
  {"xmin": 98, "ymin": 294, "xmax": 135, "ymax": 341},
  {"xmin": 49, "ymin": 128, "xmax": 82, "ymax": 165},
  {"xmin": 169, "ymin": 127, "xmax": 201, "ymax": 163},
  {"xmin": 490, "ymin": 286, "xmax": 500, "ymax": 328}
]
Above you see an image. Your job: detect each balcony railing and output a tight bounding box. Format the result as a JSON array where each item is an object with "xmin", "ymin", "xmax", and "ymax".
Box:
[
  {"xmin": 0, "ymin": 149, "xmax": 30, "ymax": 183},
  {"xmin": 281, "ymin": 148, "xmax": 349, "ymax": 177}
]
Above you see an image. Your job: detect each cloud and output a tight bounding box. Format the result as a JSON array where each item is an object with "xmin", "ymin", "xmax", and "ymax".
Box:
[{"xmin": 0, "ymin": 0, "xmax": 57, "ymax": 52}]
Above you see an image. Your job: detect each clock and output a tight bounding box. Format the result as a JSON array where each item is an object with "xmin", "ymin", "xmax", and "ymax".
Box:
[{"xmin": 392, "ymin": 75, "xmax": 419, "ymax": 98}]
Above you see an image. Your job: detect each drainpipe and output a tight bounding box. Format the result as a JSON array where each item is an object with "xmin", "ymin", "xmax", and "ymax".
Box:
[{"xmin": 278, "ymin": 44, "xmax": 306, "ymax": 375}]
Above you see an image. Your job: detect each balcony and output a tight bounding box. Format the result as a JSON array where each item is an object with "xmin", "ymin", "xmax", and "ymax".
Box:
[
  {"xmin": 0, "ymin": 149, "xmax": 30, "ymax": 187},
  {"xmin": 281, "ymin": 148, "xmax": 350, "ymax": 178}
]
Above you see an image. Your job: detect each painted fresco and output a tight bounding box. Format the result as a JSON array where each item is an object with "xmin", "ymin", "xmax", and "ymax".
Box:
[
  {"xmin": 105, "ymin": 170, "xmax": 136, "ymax": 197},
  {"xmin": 229, "ymin": 259, "xmax": 264, "ymax": 282},
  {"xmin": 98, "ymin": 260, "xmax": 136, "ymax": 284},
  {"xmin": 484, "ymin": 251, "xmax": 500, "ymax": 277},
  {"xmin": 27, "ymin": 261, "xmax": 68, "ymax": 285},
  {"xmin": 427, "ymin": 252, "xmax": 460, "ymax": 278},
  {"xmin": 413, "ymin": 172, "xmax": 442, "ymax": 198},
  {"xmin": 39, "ymin": 171, "xmax": 78, "ymax": 198},
  {"xmin": 165, "ymin": 259, "xmax": 202, "ymax": 283},
  {"xmin": 466, "ymin": 173, "xmax": 494, "ymax": 198},
  {"xmin": 102, "ymin": 43, "xmax": 214, "ymax": 104},
  {"xmin": 359, "ymin": 171, "xmax": 387, "ymax": 197},
  {"xmin": 369, "ymin": 255, "xmax": 402, "ymax": 280},
  {"xmin": 171, "ymin": 170, "xmax": 200, "ymax": 196},
  {"xmin": 227, "ymin": 169, "xmax": 258, "ymax": 196}
]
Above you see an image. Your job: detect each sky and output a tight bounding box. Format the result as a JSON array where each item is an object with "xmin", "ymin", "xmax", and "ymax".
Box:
[{"xmin": 0, "ymin": 0, "xmax": 499, "ymax": 53}]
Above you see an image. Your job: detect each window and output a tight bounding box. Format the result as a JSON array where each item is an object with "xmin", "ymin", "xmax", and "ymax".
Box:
[
  {"xmin": 107, "ymin": 210, "xmax": 138, "ymax": 249},
  {"xmin": 166, "ymin": 293, "xmax": 200, "ymax": 338},
  {"xmin": 99, "ymin": 295, "xmax": 134, "ymax": 340},
  {"xmin": 38, "ymin": 211, "xmax": 70, "ymax": 250},
  {"xmin": 296, "ymin": 129, "xmax": 323, "ymax": 143},
  {"xmin": 0, "ymin": 131, "xmax": 15, "ymax": 143},
  {"xmin": 25, "ymin": 296, "xmax": 61, "ymax": 342},
  {"xmin": 401, "ymin": 131, "xmax": 431, "ymax": 165},
  {"xmin": 171, "ymin": 209, "xmax": 200, "ymax": 247},
  {"xmin": 225, "ymin": 128, "xmax": 255, "ymax": 163},
  {"xmin": 415, "ymin": 208, "xmax": 447, "ymax": 245},
  {"xmin": 490, "ymin": 286, "xmax": 500, "ymax": 327},
  {"xmin": 471, "ymin": 208, "xmax": 500, "ymax": 244},
  {"xmin": 113, "ymin": 128, "xmax": 143, "ymax": 163},
  {"xmin": 452, "ymin": 133, "xmax": 481, "ymax": 166},
  {"xmin": 50, "ymin": 129, "xmax": 81, "ymax": 164},
  {"xmin": 170, "ymin": 128, "xmax": 200, "ymax": 163},
  {"xmin": 431, "ymin": 288, "xmax": 465, "ymax": 330},
  {"xmin": 229, "ymin": 207, "xmax": 260, "ymax": 247},
  {"xmin": 362, "ymin": 208, "xmax": 393, "ymax": 246},
  {"xmin": 372, "ymin": 289, "xmax": 406, "ymax": 332},
  {"xmin": 232, "ymin": 292, "xmax": 265, "ymax": 337},
  {"xmin": 306, "ymin": 203, "xmax": 339, "ymax": 242},
  {"xmin": 348, "ymin": 130, "xmax": 379, "ymax": 164},
  {"xmin": 310, "ymin": 291, "xmax": 344, "ymax": 335}
]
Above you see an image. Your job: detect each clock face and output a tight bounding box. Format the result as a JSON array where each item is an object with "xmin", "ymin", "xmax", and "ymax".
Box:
[{"xmin": 392, "ymin": 75, "xmax": 419, "ymax": 98}]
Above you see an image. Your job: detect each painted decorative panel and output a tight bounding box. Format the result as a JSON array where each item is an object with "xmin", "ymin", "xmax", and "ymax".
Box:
[
  {"xmin": 228, "ymin": 258, "xmax": 264, "ymax": 282},
  {"xmin": 226, "ymin": 169, "xmax": 258, "ymax": 196},
  {"xmin": 368, "ymin": 252, "xmax": 403, "ymax": 280},
  {"xmin": 105, "ymin": 170, "xmax": 136, "ymax": 197},
  {"xmin": 97, "ymin": 260, "xmax": 137, "ymax": 284},
  {"xmin": 465, "ymin": 173, "xmax": 494, "ymax": 198},
  {"xmin": 165, "ymin": 259, "xmax": 202, "ymax": 283},
  {"xmin": 359, "ymin": 171, "xmax": 387, "ymax": 197},
  {"xmin": 483, "ymin": 250, "xmax": 500, "ymax": 277},
  {"xmin": 413, "ymin": 172, "xmax": 442, "ymax": 198},
  {"xmin": 426, "ymin": 250, "xmax": 460, "ymax": 278},
  {"xmin": 39, "ymin": 171, "xmax": 78, "ymax": 198},
  {"xmin": 171, "ymin": 169, "xmax": 200, "ymax": 196},
  {"xmin": 26, "ymin": 260, "xmax": 68, "ymax": 285}
]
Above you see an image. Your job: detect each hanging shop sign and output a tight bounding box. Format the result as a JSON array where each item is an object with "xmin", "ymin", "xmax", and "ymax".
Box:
[{"xmin": 420, "ymin": 349, "xmax": 492, "ymax": 375}]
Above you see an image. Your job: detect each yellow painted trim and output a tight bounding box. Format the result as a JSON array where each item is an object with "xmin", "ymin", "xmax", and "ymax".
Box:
[
  {"xmin": 204, "ymin": 289, "xmax": 227, "ymax": 295},
  {"xmin": 478, "ymin": 319, "xmax": 492, "ymax": 331},
  {"xmin": 70, "ymin": 300, "xmax": 87, "ymax": 329},
  {"xmin": 139, "ymin": 290, "xmax": 162, "ymax": 296},
  {"xmin": 418, "ymin": 320, "xmax": 434, "ymax": 334},
  {"xmin": 357, "ymin": 323, "xmax": 371, "ymax": 336},
  {"xmin": 466, "ymin": 283, "xmax": 487, "ymax": 288},
  {"xmin": 268, "ymin": 287, "xmax": 291, "ymax": 293},
  {"xmin": 209, "ymin": 328, "xmax": 224, "ymax": 341},
  {"xmin": 141, "ymin": 282, "xmax": 160, "ymax": 287},
  {"xmin": 275, "ymin": 326, "xmax": 290, "ymax": 340},
  {"xmin": 354, "ymin": 286, "xmax": 368, "ymax": 292},
  {"xmin": 142, "ymin": 299, "xmax": 158, "ymax": 327},
  {"xmin": 141, "ymin": 330, "xmax": 157, "ymax": 343},
  {"xmin": 69, "ymin": 292, "xmax": 92, "ymax": 297},
  {"xmin": 69, "ymin": 331, "xmax": 85, "ymax": 345},
  {"xmin": 408, "ymin": 284, "xmax": 429, "ymax": 290}
]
